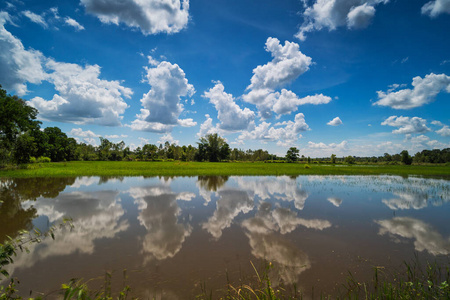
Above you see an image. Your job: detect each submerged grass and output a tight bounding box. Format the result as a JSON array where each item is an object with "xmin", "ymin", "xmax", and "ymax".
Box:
[{"xmin": 1, "ymin": 161, "xmax": 449, "ymax": 178}]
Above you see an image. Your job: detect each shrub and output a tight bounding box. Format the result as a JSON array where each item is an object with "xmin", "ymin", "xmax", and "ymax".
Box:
[{"xmin": 38, "ymin": 156, "xmax": 51, "ymax": 163}]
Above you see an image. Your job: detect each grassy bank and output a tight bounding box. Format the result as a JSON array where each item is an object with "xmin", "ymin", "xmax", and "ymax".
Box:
[{"xmin": 0, "ymin": 161, "xmax": 449, "ymax": 178}]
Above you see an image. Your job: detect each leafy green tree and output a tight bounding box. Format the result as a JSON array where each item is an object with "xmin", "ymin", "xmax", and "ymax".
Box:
[
  {"xmin": 285, "ymin": 147, "xmax": 299, "ymax": 163},
  {"xmin": 401, "ymin": 150, "xmax": 413, "ymax": 165},
  {"xmin": 197, "ymin": 133, "xmax": 230, "ymax": 162},
  {"xmin": 13, "ymin": 132, "xmax": 36, "ymax": 164},
  {"xmin": 44, "ymin": 127, "xmax": 70, "ymax": 162}
]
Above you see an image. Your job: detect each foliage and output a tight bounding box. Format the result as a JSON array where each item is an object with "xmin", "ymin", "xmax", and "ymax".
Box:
[
  {"xmin": 331, "ymin": 154, "xmax": 337, "ymax": 164},
  {"xmin": 344, "ymin": 156, "xmax": 355, "ymax": 164},
  {"xmin": 285, "ymin": 147, "xmax": 299, "ymax": 163},
  {"xmin": 401, "ymin": 150, "xmax": 413, "ymax": 165},
  {"xmin": 196, "ymin": 133, "xmax": 230, "ymax": 162}
]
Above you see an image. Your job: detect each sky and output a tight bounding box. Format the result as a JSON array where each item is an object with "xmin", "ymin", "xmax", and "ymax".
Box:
[{"xmin": 1, "ymin": 0, "xmax": 449, "ymax": 157}]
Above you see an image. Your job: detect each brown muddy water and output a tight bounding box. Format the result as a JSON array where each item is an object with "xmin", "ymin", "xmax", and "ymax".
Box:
[{"xmin": 1, "ymin": 175, "xmax": 449, "ymax": 299}]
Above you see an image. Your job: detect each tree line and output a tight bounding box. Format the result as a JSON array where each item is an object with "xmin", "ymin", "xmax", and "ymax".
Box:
[{"xmin": 1, "ymin": 86, "xmax": 449, "ymax": 166}]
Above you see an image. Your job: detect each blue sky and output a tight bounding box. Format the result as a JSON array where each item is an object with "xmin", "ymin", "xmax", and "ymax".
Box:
[{"xmin": 1, "ymin": 0, "xmax": 449, "ymax": 157}]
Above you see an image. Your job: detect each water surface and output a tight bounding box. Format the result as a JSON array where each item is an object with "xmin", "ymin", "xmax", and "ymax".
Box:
[{"xmin": 1, "ymin": 175, "xmax": 449, "ymax": 298}]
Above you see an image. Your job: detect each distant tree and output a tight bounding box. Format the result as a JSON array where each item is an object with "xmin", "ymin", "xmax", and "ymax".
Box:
[
  {"xmin": 330, "ymin": 154, "xmax": 337, "ymax": 164},
  {"xmin": 285, "ymin": 147, "xmax": 299, "ymax": 163},
  {"xmin": 344, "ymin": 155, "xmax": 355, "ymax": 164},
  {"xmin": 401, "ymin": 150, "xmax": 413, "ymax": 165},
  {"xmin": 13, "ymin": 132, "xmax": 36, "ymax": 164}
]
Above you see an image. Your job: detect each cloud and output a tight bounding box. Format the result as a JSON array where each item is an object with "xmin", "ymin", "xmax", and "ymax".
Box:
[
  {"xmin": 436, "ymin": 125, "xmax": 450, "ymax": 137},
  {"xmin": 70, "ymin": 128, "xmax": 100, "ymax": 138},
  {"xmin": 382, "ymin": 191, "xmax": 429, "ymax": 210},
  {"xmin": 22, "ymin": 10, "xmax": 48, "ymax": 28},
  {"xmin": 0, "ymin": 12, "xmax": 46, "ymax": 95},
  {"xmin": 327, "ymin": 197, "xmax": 342, "ymax": 207},
  {"xmin": 272, "ymin": 90, "xmax": 332, "ymax": 116},
  {"xmin": 203, "ymin": 82, "xmax": 255, "ymax": 131},
  {"xmin": 64, "ymin": 16, "xmax": 85, "ymax": 30},
  {"xmin": 327, "ymin": 117, "xmax": 343, "ymax": 126},
  {"xmin": 422, "ymin": 0, "xmax": 450, "ymax": 17},
  {"xmin": 80, "ymin": 0, "xmax": 190, "ymax": 35},
  {"xmin": 129, "ymin": 61, "xmax": 195, "ymax": 133},
  {"xmin": 296, "ymin": 0, "xmax": 388, "ymax": 41},
  {"xmin": 243, "ymin": 37, "xmax": 315, "ymax": 119},
  {"xmin": 376, "ymin": 217, "xmax": 450, "ymax": 255},
  {"xmin": 238, "ymin": 113, "xmax": 310, "ymax": 147},
  {"xmin": 128, "ymin": 186, "xmax": 192, "ymax": 261},
  {"xmin": 202, "ymin": 189, "xmax": 254, "ymax": 239},
  {"xmin": 381, "ymin": 116, "xmax": 431, "ymax": 134},
  {"xmin": 374, "ymin": 73, "xmax": 450, "ymax": 109},
  {"xmin": 157, "ymin": 133, "xmax": 179, "ymax": 145},
  {"xmin": 29, "ymin": 60, "xmax": 132, "ymax": 126}
]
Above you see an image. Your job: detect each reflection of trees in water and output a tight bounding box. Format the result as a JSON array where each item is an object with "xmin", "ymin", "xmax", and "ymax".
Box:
[
  {"xmin": 0, "ymin": 177, "xmax": 75, "ymax": 241},
  {"xmin": 376, "ymin": 217, "xmax": 450, "ymax": 256},
  {"xmin": 197, "ymin": 176, "xmax": 229, "ymax": 192}
]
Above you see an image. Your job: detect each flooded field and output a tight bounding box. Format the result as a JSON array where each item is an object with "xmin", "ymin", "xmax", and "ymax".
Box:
[{"xmin": 1, "ymin": 175, "xmax": 449, "ymax": 298}]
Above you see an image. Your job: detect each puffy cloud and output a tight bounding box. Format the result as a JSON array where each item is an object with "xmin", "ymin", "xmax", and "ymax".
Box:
[
  {"xmin": 0, "ymin": 12, "xmax": 46, "ymax": 95},
  {"xmin": 70, "ymin": 128, "xmax": 100, "ymax": 139},
  {"xmin": 238, "ymin": 113, "xmax": 310, "ymax": 147},
  {"xmin": 29, "ymin": 60, "xmax": 132, "ymax": 126},
  {"xmin": 374, "ymin": 73, "xmax": 450, "ymax": 109},
  {"xmin": 272, "ymin": 207, "xmax": 331, "ymax": 234},
  {"xmin": 436, "ymin": 125, "xmax": 450, "ymax": 137},
  {"xmin": 272, "ymin": 90, "xmax": 332, "ymax": 116},
  {"xmin": 235, "ymin": 176, "xmax": 310, "ymax": 210},
  {"xmin": 376, "ymin": 217, "xmax": 450, "ymax": 255},
  {"xmin": 347, "ymin": 3, "xmax": 376, "ymax": 29},
  {"xmin": 64, "ymin": 16, "xmax": 85, "ymax": 30},
  {"xmin": 5, "ymin": 190, "xmax": 130, "ymax": 274},
  {"xmin": 203, "ymin": 82, "xmax": 255, "ymax": 131},
  {"xmin": 243, "ymin": 38, "xmax": 318, "ymax": 119},
  {"xmin": 296, "ymin": 0, "xmax": 388, "ymax": 41},
  {"xmin": 157, "ymin": 133, "xmax": 179, "ymax": 145},
  {"xmin": 22, "ymin": 10, "xmax": 48, "ymax": 28},
  {"xmin": 381, "ymin": 116, "xmax": 431, "ymax": 134},
  {"xmin": 247, "ymin": 37, "xmax": 312, "ymax": 91},
  {"xmin": 422, "ymin": 0, "xmax": 450, "ymax": 17},
  {"xmin": 202, "ymin": 189, "xmax": 254, "ymax": 239},
  {"xmin": 307, "ymin": 141, "xmax": 348, "ymax": 150},
  {"xmin": 327, "ymin": 116, "xmax": 343, "ymax": 126},
  {"xmin": 129, "ymin": 61, "xmax": 195, "ymax": 133},
  {"xmin": 128, "ymin": 186, "xmax": 192, "ymax": 261},
  {"xmin": 382, "ymin": 191, "xmax": 429, "ymax": 210},
  {"xmin": 80, "ymin": 0, "xmax": 190, "ymax": 35},
  {"xmin": 196, "ymin": 114, "xmax": 220, "ymax": 138}
]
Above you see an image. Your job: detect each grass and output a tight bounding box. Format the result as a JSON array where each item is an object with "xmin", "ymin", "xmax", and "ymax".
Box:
[{"xmin": 0, "ymin": 161, "xmax": 449, "ymax": 178}]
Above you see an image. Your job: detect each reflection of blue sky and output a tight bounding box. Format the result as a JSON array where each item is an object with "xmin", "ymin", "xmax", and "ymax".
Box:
[{"xmin": 376, "ymin": 217, "xmax": 450, "ymax": 256}]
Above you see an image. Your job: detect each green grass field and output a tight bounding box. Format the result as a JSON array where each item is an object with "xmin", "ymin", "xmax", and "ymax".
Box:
[{"xmin": 0, "ymin": 161, "xmax": 449, "ymax": 178}]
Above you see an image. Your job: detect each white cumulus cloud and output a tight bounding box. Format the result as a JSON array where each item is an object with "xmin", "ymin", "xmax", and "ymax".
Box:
[
  {"xmin": 327, "ymin": 117, "xmax": 343, "ymax": 126},
  {"xmin": 80, "ymin": 0, "xmax": 190, "ymax": 35},
  {"xmin": 381, "ymin": 116, "xmax": 431, "ymax": 134},
  {"xmin": 29, "ymin": 60, "xmax": 132, "ymax": 126},
  {"xmin": 296, "ymin": 0, "xmax": 389, "ymax": 41},
  {"xmin": 374, "ymin": 73, "xmax": 450, "ymax": 109},
  {"xmin": 0, "ymin": 12, "xmax": 47, "ymax": 95},
  {"xmin": 203, "ymin": 82, "xmax": 255, "ymax": 131},
  {"xmin": 129, "ymin": 61, "xmax": 195, "ymax": 133}
]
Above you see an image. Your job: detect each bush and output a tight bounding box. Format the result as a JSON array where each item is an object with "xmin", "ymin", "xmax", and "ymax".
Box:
[
  {"xmin": 29, "ymin": 157, "xmax": 37, "ymax": 163},
  {"xmin": 37, "ymin": 156, "xmax": 51, "ymax": 163}
]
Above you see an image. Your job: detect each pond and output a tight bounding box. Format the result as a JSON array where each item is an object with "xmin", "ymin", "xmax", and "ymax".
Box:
[{"xmin": 1, "ymin": 175, "xmax": 449, "ymax": 298}]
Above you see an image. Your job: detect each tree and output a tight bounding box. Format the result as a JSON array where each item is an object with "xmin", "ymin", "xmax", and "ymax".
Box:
[
  {"xmin": 0, "ymin": 86, "xmax": 40, "ymax": 164},
  {"xmin": 344, "ymin": 155, "xmax": 355, "ymax": 164},
  {"xmin": 197, "ymin": 133, "xmax": 230, "ymax": 162},
  {"xmin": 401, "ymin": 150, "xmax": 412, "ymax": 165},
  {"xmin": 330, "ymin": 154, "xmax": 337, "ymax": 164},
  {"xmin": 285, "ymin": 147, "xmax": 299, "ymax": 163}
]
